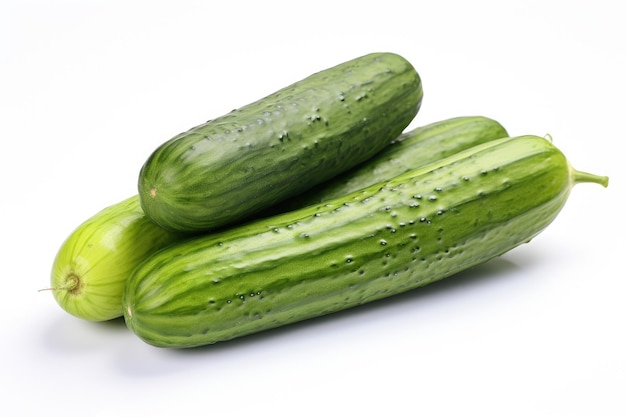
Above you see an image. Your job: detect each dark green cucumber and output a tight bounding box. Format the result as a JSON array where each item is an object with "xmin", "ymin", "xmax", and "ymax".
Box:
[
  {"xmin": 138, "ymin": 52, "xmax": 423, "ymax": 233},
  {"xmin": 123, "ymin": 135, "xmax": 608, "ymax": 348},
  {"xmin": 271, "ymin": 115, "xmax": 508, "ymax": 214},
  {"xmin": 49, "ymin": 196, "xmax": 181, "ymax": 321}
]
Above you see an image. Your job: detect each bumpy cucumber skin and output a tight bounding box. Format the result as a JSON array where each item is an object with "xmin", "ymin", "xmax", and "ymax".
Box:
[
  {"xmin": 50, "ymin": 196, "xmax": 181, "ymax": 321},
  {"xmin": 51, "ymin": 115, "xmax": 500, "ymax": 321},
  {"xmin": 138, "ymin": 52, "xmax": 423, "ymax": 233},
  {"xmin": 272, "ymin": 115, "xmax": 508, "ymax": 213},
  {"xmin": 123, "ymin": 135, "xmax": 601, "ymax": 348}
]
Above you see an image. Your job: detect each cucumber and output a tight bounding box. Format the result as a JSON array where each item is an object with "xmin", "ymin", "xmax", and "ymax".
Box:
[
  {"xmin": 270, "ymin": 115, "xmax": 508, "ymax": 214},
  {"xmin": 123, "ymin": 135, "xmax": 608, "ymax": 348},
  {"xmin": 49, "ymin": 115, "xmax": 502, "ymax": 321},
  {"xmin": 138, "ymin": 52, "xmax": 423, "ymax": 233},
  {"xmin": 49, "ymin": 196, "xmax": 181, "ymax": 321}
]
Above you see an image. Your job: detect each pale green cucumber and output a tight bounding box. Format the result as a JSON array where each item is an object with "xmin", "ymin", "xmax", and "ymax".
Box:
[{"xmin": 49, "ymin": 196, "xmax": 181, "ymax": 321}]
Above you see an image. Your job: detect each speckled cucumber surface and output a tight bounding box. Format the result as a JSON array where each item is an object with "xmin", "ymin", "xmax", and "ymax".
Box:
[
  {"xmin": 123, "ymin": 135, "xmax": 608, "ymax": 348},
  {"xmin": 271, "ymin": 115, "xmax": 509, "ymax": 214},
  {"xmin": 138, "ymin": 52, "xmax": 423, "ymax": 233},
  {"xmin": 48, "ymin": 116, "xmax": 504, "ymax": 321}
]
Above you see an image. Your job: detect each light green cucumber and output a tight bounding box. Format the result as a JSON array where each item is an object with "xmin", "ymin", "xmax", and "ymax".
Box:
[
  {"xmin": 123, "ymin": 135, "xmax": 608, "ymax": 348},
  {"xmin": 49, "ymin": 196, "xmax": 181, "ymax": 321}
]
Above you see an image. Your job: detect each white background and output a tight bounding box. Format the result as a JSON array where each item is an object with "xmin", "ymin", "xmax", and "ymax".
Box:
[{"xmin": 2, "ymin": 1, "xmax": 624, "ymax": 416}]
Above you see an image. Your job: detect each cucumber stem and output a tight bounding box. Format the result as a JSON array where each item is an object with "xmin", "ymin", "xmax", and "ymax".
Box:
[
  {"xmin": 573, "ymin": 169, "xmax": 609, "ymax": 188},
  {"xmin": 39, "ymin": 275, "xmax": 82, "ymax": 294}
]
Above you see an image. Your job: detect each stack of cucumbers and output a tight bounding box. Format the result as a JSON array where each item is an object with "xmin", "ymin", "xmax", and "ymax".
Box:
[{"xmin": 48, "ymin": 52, "xmax": 609, "ymax": 348}]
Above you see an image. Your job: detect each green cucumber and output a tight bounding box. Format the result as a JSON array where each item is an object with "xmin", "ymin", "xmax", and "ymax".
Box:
[
  {"xmin": 48, "ymin": 115, "xmax": 503, "ymax": 320},
  {"xmin": 49, "ymin": 196, "xmax": 181, "ymax": 321},
  {"xmin": 138, "ymin": 52, "xmax": 423, "ymax": 233},
  {"xmin": 123, "ymin": 135, "xmax": 608, "ymax": 348},
  {"xmin": 271, "ymin": 115, "xmax": 508, "ymax": 214}
]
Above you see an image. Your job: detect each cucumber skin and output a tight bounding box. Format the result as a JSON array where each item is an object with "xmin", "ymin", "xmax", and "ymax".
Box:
[
  {"xmin": 50, "ymin": 196, "xmax": 181, "ymax": 321},
  {"xmin": 124, "ymin": 135, "xmax": 585, "ymax": 348},
  {"xmin": 138, "ymin": 52, "xmax": 423, "ymax": 233},
  {"xmin": 272, "ymin": 115, "xmax": 508, "ymax": 213},
  {"xmin": 51, "ymin": 115, "xmax": 503, "ymax": 321}
]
